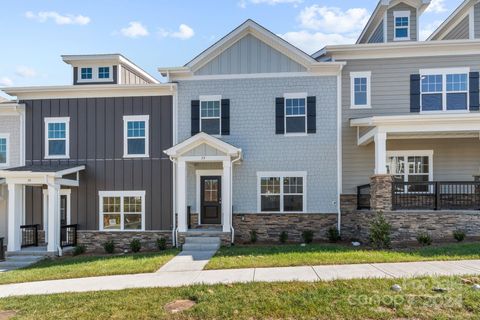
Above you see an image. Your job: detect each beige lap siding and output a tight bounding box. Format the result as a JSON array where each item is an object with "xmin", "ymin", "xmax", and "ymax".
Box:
[{"xmin": 343, "ymin": 138, "xmax": 480, "ymax": 194}]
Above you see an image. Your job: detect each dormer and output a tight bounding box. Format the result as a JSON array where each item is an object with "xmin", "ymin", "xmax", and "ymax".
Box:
[
  {"xmin": 357, "ymin": 0, "xmax": 431, "ymax": 44},
  {"xmin": 62, "ymin": 54, "xmax": 159, "ymax": 85},
  {"xmin": 428, "ymin": 0, "xmax": 480, "ymax": 41}
]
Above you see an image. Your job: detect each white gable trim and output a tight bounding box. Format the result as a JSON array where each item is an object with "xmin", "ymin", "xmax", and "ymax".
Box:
[{"xmin": 164, "ymin": 132, "xmax": 242, "ymax": 158}]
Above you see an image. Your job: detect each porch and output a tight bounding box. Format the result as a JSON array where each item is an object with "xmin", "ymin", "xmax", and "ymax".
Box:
[
  {"xmin": 0, "ymin": 164, "xmax": 84, "ymax": 253},
  {"xmin": 164, "ymin": 133, "xmax": 242, "ymax": 243},
  {"xmin": 351, "ymin": 114, "xmax": 480, "ymax": 211}
]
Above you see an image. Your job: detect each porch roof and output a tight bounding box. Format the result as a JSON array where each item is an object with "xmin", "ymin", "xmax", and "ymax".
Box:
[
  {"xmin": 164, "ymin": 132, "xmax": 242, "ymax": 159},
  {"xmin": 0, "ymin": 164, "xmax": 85, "ymax": 177},
  {"xmin": 350, "ymin": 113, "xmax": 480, "ymax": 146}
]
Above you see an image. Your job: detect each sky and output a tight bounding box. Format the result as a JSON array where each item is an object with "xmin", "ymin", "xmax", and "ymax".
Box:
[{"xmin": 0, "ymin": 0, "xmax": 463, "ymax": 94}]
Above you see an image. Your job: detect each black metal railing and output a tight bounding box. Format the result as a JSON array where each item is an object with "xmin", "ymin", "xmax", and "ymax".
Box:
[
  {"xmin": 20, "ymin": 224, "xmax": 39, "ymax": 248},
  {"xmin": 61, "ymin": 224, "xmax": 78, "ymax": 248},
  {"xmin": 0, "ymin": 237, "xmax": 4, "ymax": 261},
  {"xmin": 392, "ymin": 181, "xmax": 480, "ymax": 211},
  {"xmin": 187, "ymin": 206, "xmax": 192, "ymax": 229},
  {"xmin": 357, "ymin": 184, "xmax": 371, "ymax": 210}
]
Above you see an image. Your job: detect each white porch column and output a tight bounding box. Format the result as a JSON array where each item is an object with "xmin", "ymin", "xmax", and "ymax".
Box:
[
  {"xmin": 7, "ymin": 184, "xmax": 23, "ymax": 252},
  {"xmin": 374, "ymin": 132, "xmax": 387, "ymax": 175},
  {"xmin": 177, "ymin": 160, "xmax": 188, "ymax": 232},
  {"xmin": 47, "ymin": 183, "xmax": 61, "ymax": 252},
  {"xmin": 222, "ymin": 160, "xmax": 232, "ymax": 233}
]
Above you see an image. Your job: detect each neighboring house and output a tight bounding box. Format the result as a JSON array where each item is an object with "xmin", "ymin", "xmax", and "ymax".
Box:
[
  {"xmin": 316, "ymin": 0, "xmax": 480, "ymax": 241},
  {"xmin": 161, "ymin": 20, "xmax": 343, "ymax": 244},
  {"xmin": 0, "ymin": 98, "xmax": 25, "ymax": 246},
  {"xmin": 1, "ymin": 55, "xmax": 176, "ymax": 253}
]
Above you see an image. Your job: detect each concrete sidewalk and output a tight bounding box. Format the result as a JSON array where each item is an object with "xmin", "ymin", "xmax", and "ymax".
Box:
[{"xmin": 0, "ymin": 260, "xmax": 479, "ymax": 298}]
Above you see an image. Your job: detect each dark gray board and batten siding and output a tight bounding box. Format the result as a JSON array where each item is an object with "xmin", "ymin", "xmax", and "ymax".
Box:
[{"xmin": 22, "ymin": 96, "xmax": 173, "ymax": 231}]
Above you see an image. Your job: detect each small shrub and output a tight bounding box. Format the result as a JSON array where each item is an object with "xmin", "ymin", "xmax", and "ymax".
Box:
[
  {"xmin": 130, "ymin": 239, "xmax": 142, "ymax": 253},
  {"xmin": 157, "ymin": 237, "xmax": 167, "ymax": 251},
  {"xmin": 453, "ymin": 230, "xmax": 466, "ymax": 242},
  {"xmin": 417, "ymin": 232, "xmax": 432, "ymax": 246},
  {"xmin": 103, "ymin": 240, "xmax": 115, "ymax": 254},
  {"xmin": 327, "ymin": 226, "xmax": 341, "ymax": 243},
  {"xmin": 279, "ymin": 231, "xmax": 288, "ymax": 244},
  {"xmin": 369, "ymin": 212, "xmax": 392, "ymax": 249},
  {"xmin": 249, "ymin": 230, "xmax": 258, "ymax": 244},
  {"xmin": 72, "ymin": 245, "xmax": 86, "ymax": 256},
  {"xmin": 302, "ymin": 230, "xmax": 314, "ymax": 244}
]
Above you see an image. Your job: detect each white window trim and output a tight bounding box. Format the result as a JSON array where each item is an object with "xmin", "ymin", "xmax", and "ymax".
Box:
[
  {"xmin": 123, "ymin": 115, "xmax": 150, "ymax": 158},
  {"xmin": 0, "ymin": 133, "xmax": 10, "ymax": 168},
  {"xmin": 199, "ymin": 95, "xmax": 222, "ymax": 137},
  {"xmin": 77, "ymin": 66, "xmax": 114, "ymax": 83},
  {"xmin": 44, "ymin": 117, "xmax": 70, "ymax": 160},
  {"xmin": 393, "ymin": 11, "xmax": 411, "ymax": 41},
  {"xmin": 419, "ymin": 67, "xmax": 470, "ymax": 113},
  {"xmin": 387, "ymin": 150, "xmax": 433, "ymax": 182},
  {"xmin": 350, "ymin": 72, "xmax": 372, "ymax": 109},
  {"xmin": 99, "ymin": 190, "xmax": 146, "ymax": 232},
  {"xmin": 284, "ymin": 92, "xmax": 308, "ymax": 136},
  {"xmin": 256, "ymin": 171, "xmax": 307, "ymax": 213}
]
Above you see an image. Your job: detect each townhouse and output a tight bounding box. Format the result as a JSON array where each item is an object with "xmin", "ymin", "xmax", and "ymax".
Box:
[{"xmin": 1, "ymin": 0, "xmax": 480, "ymax": 255}]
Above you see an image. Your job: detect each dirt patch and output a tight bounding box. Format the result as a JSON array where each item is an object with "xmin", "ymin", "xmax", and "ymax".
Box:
[
  {"xmin": 0, "ymin": 311, "xmax": 17, "ymax": 320},
  {"xmin": 164, "ymin": 300, "xmax": 196, "ymax": 314}
]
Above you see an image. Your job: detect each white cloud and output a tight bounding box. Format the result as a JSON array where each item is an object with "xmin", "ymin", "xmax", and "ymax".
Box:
[
  {"xmin": 298, "ymin": 5, "xmax": 370, "ymax": 33},
  {"xmin": 280, "ymin": 30, "xmax": 357, "ymax": 54},
  {"xmin": 420, "ymin": 20, "xmax": 443, "ymax": 40},
  {"xmin": 120, "ymin": 21, "xmax": 149, "ymax": 38},
  {"xmin": 16, "ymin": 66, "xmax": 37, "ymax": 78},
  {"xmin": 0, "ymin": 77, "xmax": 13, "ymax": 86},
  {"xmin": 25, "ymin": 11, "xmax": 90, "ymax": 25},
  {"xmin": 426, "ymin": 0, "xmax": 447, "ymax": 13},
  {"xmin": 239, "ymin": 0, "xmax": 302, "ymax": 8},
  {"xmin": 158, "ymin": 24, "xmax": 195, "ymax": 40}
]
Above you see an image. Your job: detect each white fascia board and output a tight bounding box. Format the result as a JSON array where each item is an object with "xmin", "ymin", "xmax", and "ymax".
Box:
[
  {"xmin": 3, "ymin": 84, "xmax": 176, "ymax": 100},
  {"xmin": 350, "ymin": 113, "xmax": 480, "ymax": 127}
]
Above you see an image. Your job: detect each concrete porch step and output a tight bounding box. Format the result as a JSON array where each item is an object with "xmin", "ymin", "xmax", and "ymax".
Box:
[
  {"xmin": 185, "ymin": 236, "xmax": 221, "ymax": 244},
  {"xmin": 6, "ymin": 246, "xmax": 52, "ymax": 257},
  {"xmin": 0, "ymin": 257, "xmax": 43, "ymax": 269},
  {"xmin": 182, "ymin": 243, "xmax": 220, "ymax": 251}
]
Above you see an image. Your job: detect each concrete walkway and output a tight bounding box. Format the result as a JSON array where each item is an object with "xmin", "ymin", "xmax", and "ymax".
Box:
[
  {"xmin": 158, "ymin": 250, "xmax": 217, "ymax": 272},
  {"xmin": 0, "ymin": 260, "xmax": 479, "ymax": 298}
]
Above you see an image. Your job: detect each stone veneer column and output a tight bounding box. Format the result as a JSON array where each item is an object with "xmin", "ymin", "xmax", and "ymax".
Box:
[{"xmin": 370, "ymin": 174, "xmax": 393, "ymax": 211}]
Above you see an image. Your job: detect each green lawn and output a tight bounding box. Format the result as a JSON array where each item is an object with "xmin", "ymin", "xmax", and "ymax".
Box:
[
  {"xmin": 0, "ymin": 250, "xmax": 179, "ymax": 285},
  {"xmin": 206, "ymin": 242, "xmax": 480, "ymax": 270},
  {"xmin": 0, "ymin": 275, "xmax": 479, "ymax": 319}
]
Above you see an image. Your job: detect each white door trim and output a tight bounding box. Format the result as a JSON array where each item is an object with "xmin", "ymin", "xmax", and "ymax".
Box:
[{"xmin": 43, "ymin": 189, "xmax": 72, "ymax": 236}]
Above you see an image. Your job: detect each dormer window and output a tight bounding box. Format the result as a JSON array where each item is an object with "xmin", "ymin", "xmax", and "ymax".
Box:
[
  {"xmin": 394, "ymin": 11, "xmax": 410, "ymax": 40},
  {"xmin": 99, "ymin": 67, "xmax": 110, "ymax": 79},
  {"xmin": 81, "ymin": 67, "xmax": 93, "ymax": 80}
]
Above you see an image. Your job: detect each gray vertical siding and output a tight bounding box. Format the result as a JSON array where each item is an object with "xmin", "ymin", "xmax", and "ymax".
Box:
[
  {"xmin": 339, "ymin": 55, "xmax": 480, "ymax": 193},
  {"xmin": 194, "ymin": 34, "xmax": 307, "ymax": 75},
  {"xmin": 444, "ymin": 15, "xmax": 469, "ymax": 40},
  {"xmin": 120, "ymin": 64, "xmax": 151, "ymax": 84},
  {"xmin": 368, "ymin": 20, "xmax": 384, "ymax": 43},
  {"xmin": 387, "ymin": 2, "xmax": 417, "ymax": 42},
  {"xmin": 23, "ymin": 96, "xmax": 173, "ymax": 231}
]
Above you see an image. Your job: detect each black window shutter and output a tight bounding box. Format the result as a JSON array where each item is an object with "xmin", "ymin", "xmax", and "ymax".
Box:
[
  {"xmin": 410, "ymin": 74, "xmax": 421, "ymax": 113},
  {"xmin": 470, "ymin": 72, "xmax": 479, "ymax": 111},
  {"xmin": 275, "ymin": 97, "xmax": 285, "ymax": 134},
  {"xmin": 307, "ymin": 96, "xmax": 316, "ymax": 134},
  {"xmin": 221, "ymin": 99, "xmax": 230, "ymax": 135},
  {"xmin": 191, "ymin": 100, "xmax": 200, "ymax": 136}
]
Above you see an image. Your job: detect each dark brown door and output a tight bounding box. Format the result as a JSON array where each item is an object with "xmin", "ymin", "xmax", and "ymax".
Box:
[{"xmin": 200, "ymin": 176, "xmax": 221, "ymax": 224}]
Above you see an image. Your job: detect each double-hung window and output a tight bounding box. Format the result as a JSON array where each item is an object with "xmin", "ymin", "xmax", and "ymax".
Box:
[
  {"xmin": 0, "ymin": 134, "xmax": 9, "ymax": 167},
  {"xmin": 284, "ymin": 93, "xmax": 307, "ymax": 135},
  {"xmin": 386, "ymin": 151, "xmax": 433, "ymax": 193},
  {"xmin": 123, "ymin": 115, "xmax": 149, "ymax": 158},
  {"xmin": 81, "ymin": 67, "xmax": 93, "ymax": 80},
  {"xmin": 350, "ymin": 72, "xmax": 371, "ymax": 108},
  {"xmin": 200, "ymin": 96, "xmax": 221, "ymax": 135},
  {"xmin": 45, "ymin": 117, "xmax": 70, "ymax": 159},
  {"xmin": 420, "ymin": 68, "xmax": 469, "ymax": 111},
  {"xmin": 258, "ymin": 172, "xmax": 306, "ymax": 213},
  {"xmin": 99, "ymin": 191, "xmax": 145, "ymax": 231},
  {"xmin": 98, "ymin": 67, "xmax": 110, "ymax": 79},
  {"xmin": 394, "ymin": 11, "xmax": 410, "ymax": 40}
]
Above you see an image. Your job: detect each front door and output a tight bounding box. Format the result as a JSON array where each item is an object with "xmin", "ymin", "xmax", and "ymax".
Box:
[{"xmin": 200, "ymin": 176, "xmax": 221, "ymax": 224}]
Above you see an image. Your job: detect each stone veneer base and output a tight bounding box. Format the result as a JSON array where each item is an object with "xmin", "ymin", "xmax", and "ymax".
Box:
[{"xmin": 77, "ymin": 231, "xmax": 172, "ymax": 253}]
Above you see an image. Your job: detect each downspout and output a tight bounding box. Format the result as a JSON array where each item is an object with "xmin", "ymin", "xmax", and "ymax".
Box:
[
  {"xmin": 169, "ymin": 156, "xmax": 178, "ymax": 247},
  {"xmin": 336, "ymin": 66, "xmax": 344, "ymax": 234},
  {"xmin": 230, "ymin": 152, "xmax": 242, "ymax": 244}
]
